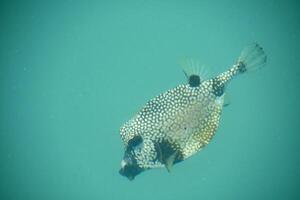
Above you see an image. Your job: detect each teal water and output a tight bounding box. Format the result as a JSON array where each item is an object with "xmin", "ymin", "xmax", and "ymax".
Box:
[{"xmin": 1, "ymin": 1, "xmax": 299, "ymax": 199}]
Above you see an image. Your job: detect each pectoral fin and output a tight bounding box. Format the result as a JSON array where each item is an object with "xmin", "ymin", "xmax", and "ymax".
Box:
[
  {"xmin": 165, "ymin": 151, "xmax": 178, "ymax": 173},
  {"xmin": 154, "ymin": 139, "xmax": 183, "ymax": 172},
  {"xmin": 223, "ymin": 93, "xmax": 231, "ymax": 107}
]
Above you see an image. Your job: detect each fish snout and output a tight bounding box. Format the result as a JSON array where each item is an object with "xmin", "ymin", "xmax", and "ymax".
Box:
[{"xmin": 119, "ymin": 156, "xmax": 143, "ymax": 180}]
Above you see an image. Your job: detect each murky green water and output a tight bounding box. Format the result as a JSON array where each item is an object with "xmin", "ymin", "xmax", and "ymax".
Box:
[{"xmin": 1, "ymin": 1, "xmax": 299, "ymax": 199}]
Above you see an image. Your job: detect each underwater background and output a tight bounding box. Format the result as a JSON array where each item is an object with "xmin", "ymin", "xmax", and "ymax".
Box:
[{"xmin": 1, "ymin": 0, "xmax": 299, "ymax": 199}]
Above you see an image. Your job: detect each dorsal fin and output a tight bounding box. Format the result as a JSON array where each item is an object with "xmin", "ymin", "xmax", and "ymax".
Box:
[{"xmin": 180, "ymin": 58, "xmax": 208, "ymax": 87}]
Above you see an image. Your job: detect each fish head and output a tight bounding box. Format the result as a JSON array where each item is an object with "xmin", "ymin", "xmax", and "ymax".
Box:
[
  {"xmin": 119, "ymin": 135, "xmax": 147, "ymax": 180},
  {"xmin": 119, "ymin": 153, "xmax": 143, "ymax": 181},
  {"xmin": 119, "ymin": 132, "xmax": 183, "ymax": 180}
]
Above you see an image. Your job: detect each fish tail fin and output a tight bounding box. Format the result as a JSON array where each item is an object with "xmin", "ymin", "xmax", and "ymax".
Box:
[
  {"xmin": 236, "ymin": 43, "xmax": 267, "ymax": 73},
  {"xmin": 213, "ymin": 43, "xmax": 266, "ymax": 94}
]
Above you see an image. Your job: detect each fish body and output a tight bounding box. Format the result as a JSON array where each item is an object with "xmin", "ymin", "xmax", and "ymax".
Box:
[{"xmin": 119, "ymin": 44, "xmax": 266, "ymax": 180}]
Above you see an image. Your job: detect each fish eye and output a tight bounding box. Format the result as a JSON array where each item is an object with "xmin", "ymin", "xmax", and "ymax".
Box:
[{"xmin": 128, "ymin": 135, "xmax": 143, "ymax": 149}]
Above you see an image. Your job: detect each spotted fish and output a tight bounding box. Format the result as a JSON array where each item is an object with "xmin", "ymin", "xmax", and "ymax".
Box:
[{"xmin": 119, "ymin": 44, "xmax": 266, "ymax": 180}]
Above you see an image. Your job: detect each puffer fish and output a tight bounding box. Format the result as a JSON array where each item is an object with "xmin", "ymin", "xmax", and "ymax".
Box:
[{"xmin": 119, "ymin": 44, "xmax": 267, "ymax": 180}]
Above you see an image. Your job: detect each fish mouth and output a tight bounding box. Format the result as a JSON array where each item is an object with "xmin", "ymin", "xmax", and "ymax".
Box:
[
  {"xmin": 119, "ymin": 162, "xmax": 143, "ymax": 181},
  {"xmin": 119, "ymin": 168, "xmax": 134, "ymax": 181}
]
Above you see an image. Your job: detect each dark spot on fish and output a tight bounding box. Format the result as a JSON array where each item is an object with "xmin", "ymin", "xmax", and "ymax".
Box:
[
  {"xmin": 237, "ymin": 61, "xmax": 247, "ymax": 73},
  {"xmin": 127, "ymin": 135, "xmax": 143, "ymax": 150},
  {"xmin": 189, "ymin": 74, "xmax": 201, "ymax": 87}
]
